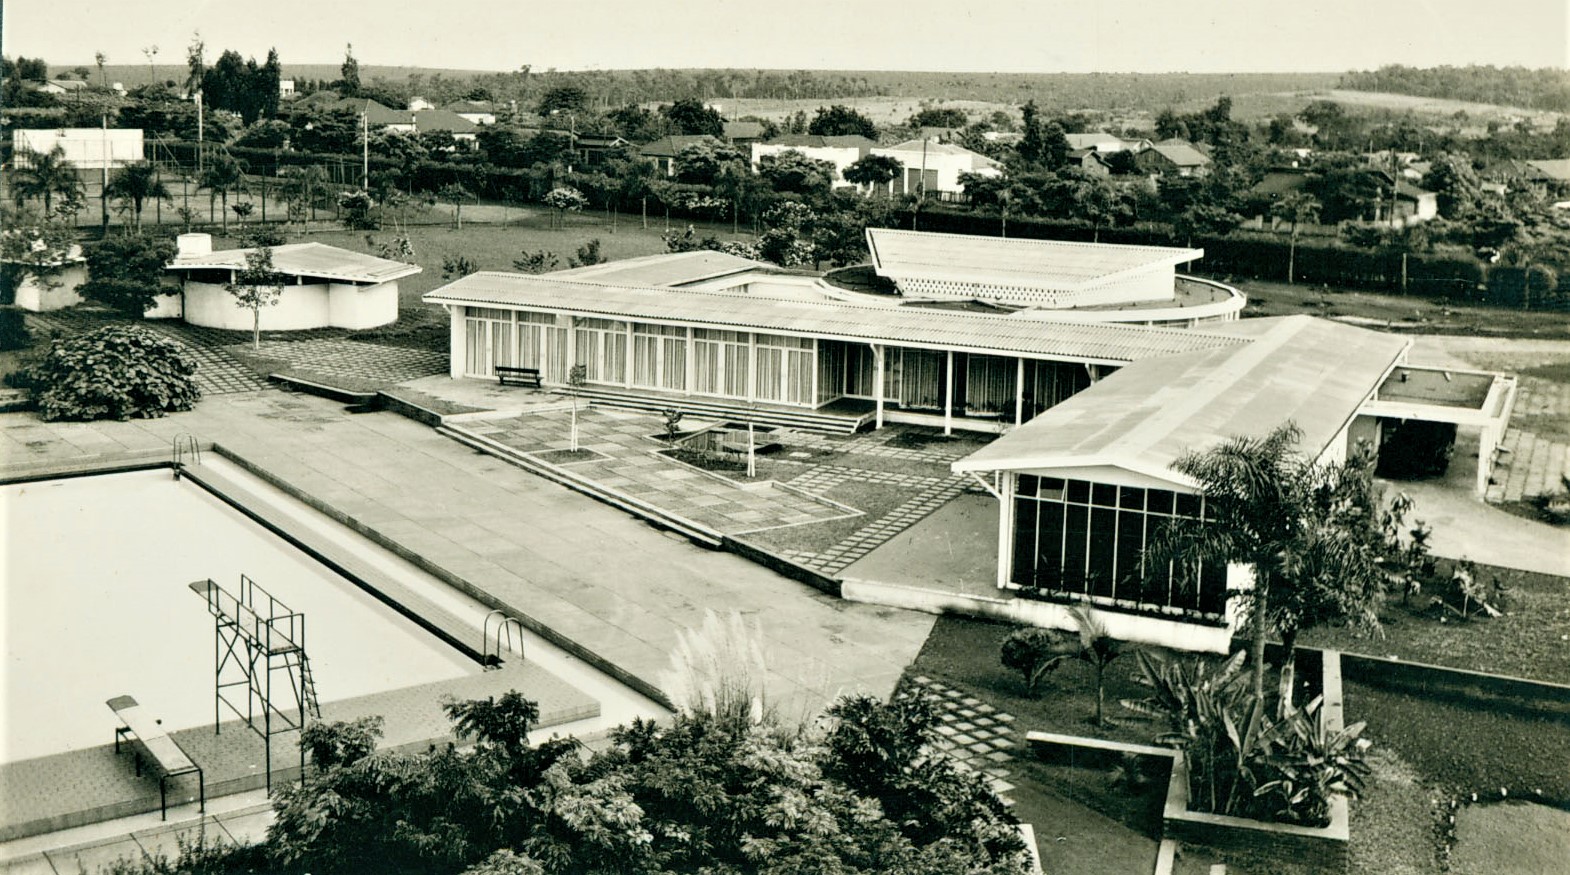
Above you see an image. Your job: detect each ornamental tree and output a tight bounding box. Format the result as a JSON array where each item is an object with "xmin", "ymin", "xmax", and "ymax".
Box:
[
  {"xmin": 28, "ymin": 325, "xmax": 200, "ymax": 421},
  {"xmin": 226, "ymin": 246, "xmax": 286, "ymax": 350}
]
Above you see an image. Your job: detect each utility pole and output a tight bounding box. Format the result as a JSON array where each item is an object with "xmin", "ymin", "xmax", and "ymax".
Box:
[
  {"xmin": 100, "ymin": 113, "xmax": 110, "ymax": 231},
  {"xmin": 361, "ymin": 112, "xmax": 369, "ymax": 189},
  {"xmin": 196, "ymin": 91, "xmax": 204, "ymax": 174}
]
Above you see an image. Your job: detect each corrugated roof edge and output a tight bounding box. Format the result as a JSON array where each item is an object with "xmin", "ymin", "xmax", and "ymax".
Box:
[
  {"xmin": 423, "ymin": 271, "xmax": 1249, "ymax": 363},
  {"xmin": 167, "ymin": 242, "xmax": 422, "ymax": 284}
]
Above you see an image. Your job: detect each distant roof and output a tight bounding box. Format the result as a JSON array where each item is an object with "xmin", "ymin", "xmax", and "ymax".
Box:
[
  {"xmin": 867, "ymin": 229, "xmax": 1202, "ymax": 293},
  {"xmin": 45, "ymin": 79, "xmax": 89, "ymax": 91},
  {"xmin": 1250, "ymin": 169, "xmax": 1310, "ymax": 197},
  {"xmin": 424, "ymin": 273, "xmax": 1244, "ymax": 366},
  {"xmin": 762, "ymin": 134, "xmax": 876, "ymax": 150},
  {"xmin": 876, "ymin": 139, "xmax": 999, "ymax": 172},
  {"xmin": 1395, "ymin": 181, "xmax": 1434, "ymax": 200},
  {"xmin": 1143, "ymin": 141, "xmax": 1211, "ymax": 167},
  {"xmin": 638, "ymin": 134, "xmax": 723, "ymax": 157},
  {"xmin": 723, "ymin": 121, "xmax": 767, "ymax": 140},
  {"xmin": 443, "ymin": 100, "xmax": 494, "ymax": 113},
  {"xmin": 1065, "ymin": 132, "xmax": 1121, "ymax": 149},
  {"xmin": 168, "ymin": 242, "xmax": 421, "ymax": 284},
  {"xmin": 549, "ymin": 251, "xmax": 774, "ymax": 287},
  {"xmin": 347, "ymin": 99, "xmax": 413, "ymax": 126},
  {"xmin": 1524, "ymin": 159, "xmax": 1570, "ymax": 182},
  {"xmin": 954, "ymin": 316, "xmax": 1411, "ymax": 483},
  {"xmin": 413, "ymin": 109, "xmax": 479, "ymax": 134}
]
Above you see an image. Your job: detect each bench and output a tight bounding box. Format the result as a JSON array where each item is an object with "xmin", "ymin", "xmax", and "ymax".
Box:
[
  {"xmin": 107, "ymin": 695, "xmax": 205, "ymax": 820},
  {"xmin": 495, "ymin": 366, "xmax": 543, "ymax": 388}
]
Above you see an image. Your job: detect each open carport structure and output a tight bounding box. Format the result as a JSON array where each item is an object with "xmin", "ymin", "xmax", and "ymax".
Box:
[{"xmin": 1360, "ymin": 364, "xmax": 1519, "ymax": 497}]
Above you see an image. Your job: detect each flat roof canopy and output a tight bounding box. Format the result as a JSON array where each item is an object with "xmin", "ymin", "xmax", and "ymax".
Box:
[
  {"xmin": 168, "ymin": 242, "xmax": 421, "ymax": 285},
  {"xmin": 953, "ymin": 316, "xmax": 1412, "ymax": 486},
  {"xmin": 867, "ymin": 228, "xmax": 1203, "ymax": 293},
  {"xmin": 424, "ymin": 272, "xmax": 1245, "ymax": 365}
]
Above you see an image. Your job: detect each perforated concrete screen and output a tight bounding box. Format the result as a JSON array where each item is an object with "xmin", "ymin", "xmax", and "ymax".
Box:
[{"xmin": 867, "ymin": 229, "xmax": 1202, "ymax": 308}]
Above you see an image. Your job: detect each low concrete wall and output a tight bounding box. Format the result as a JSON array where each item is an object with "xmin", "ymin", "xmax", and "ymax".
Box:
[
  {"xmin": 841, "ymin": 577, "xmax": 1234, "ymax": 653},
  {"xmin": 181, "ymin": 279, "xmax": 397, "ymax": 330},
  {"xmin": 725, "ymin": 537, "xmax": 840, "ymax": 597},
  {"xmin": 10, "ymin": 264, "xmax": 87, "ymax": 311}
]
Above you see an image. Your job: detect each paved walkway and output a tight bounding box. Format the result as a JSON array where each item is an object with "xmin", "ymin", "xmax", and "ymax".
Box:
[
  {"xmin": 781, "ymin": 466, "xmax": 970, "ymax": 575},
  {"xmin": 906, "ymin": 675, "xmax": 1019, "ymax": 801},
  {"xmin": 454, "ymin": 408, "xmax": 856, "ymax": 535},
  {"xmin": 247, "ymin": 338, "xmax": 448, "ymax": 385},
  {"xmin": 1, "ymin": 391, "xmax": 935, "ymax": 726}
]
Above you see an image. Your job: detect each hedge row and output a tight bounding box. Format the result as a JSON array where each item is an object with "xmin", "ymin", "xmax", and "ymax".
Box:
[{"xmin": 906, "ymin": 207, "xmax": 1570, "ymax": 310}]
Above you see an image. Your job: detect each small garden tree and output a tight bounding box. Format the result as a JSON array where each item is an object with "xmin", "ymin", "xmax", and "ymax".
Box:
[
  {"xmin": 1271, "ymin": 192, "xmax": 1322, "ymax": 284},
  {"xmin": 542, "ymin": 185, "xmax": 587, "ymax": 230},
  {"xmin": 565, "ymin": 363, "xmax": 586, "ymax": 453},
  {"xmin": 226, "ymin": 246, "xmax": 286, "ymax": 350},
  {"xmin": 439, "ymin": 182, "xmax": 475, "ymax": 229},
  {"xmin": 336, "ymin": 189, "xmax": 376, "ymax": 230},
  {"xmin": 27, "ymin": 325, "xmax": 200, "ymax": 421},
  {"xmin": 999, "ymin": 626, "xmax": 1079, "ymax": 695},
  {"xmin": 843, "ymin": 152, "xmax": 903, "ymax": 195},
  {"xmin": 78, "ymin": 233, "xmax": 177, "ymax": 317}
]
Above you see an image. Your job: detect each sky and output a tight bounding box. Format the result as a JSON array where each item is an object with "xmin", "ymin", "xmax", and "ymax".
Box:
[{"xmin": 4, "ymin": 0, "xmax": 1567, "ymax": 74}]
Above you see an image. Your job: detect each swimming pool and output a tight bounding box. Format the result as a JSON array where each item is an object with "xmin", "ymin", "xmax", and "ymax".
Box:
[{"xmin": 0, "ymin": 469, "xmax": 476, "ymax": 765}]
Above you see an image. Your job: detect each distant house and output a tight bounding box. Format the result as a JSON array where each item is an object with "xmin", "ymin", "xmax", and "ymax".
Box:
[
  {"xmin": 983, "ymin": 131, "xmax": 1023, "ymax": 145},
  {"xmin": 1393, "ymin": 182, "xmax": 1439, "ymax": 224},
  {"xmin": 413, "ymin": 109, "xmax": 480, "ymax": 145},
  {"xmin": 37, "ymin": 79, "xmax": 89, "ymax": 96},
  {"xmin": 751, "ymin": 134, "xmax": 876, "ymax": 187},
  {"xmin": 278, "ymin": 78, "xmax": 295, "ymax": 98},
  {"xmin": 639, "ymin": 134, "xmax": 726, "ymax": 176},
  {"xmin": 722, "ymin": 121, "xmax": 767, "ymax": 148},
  {"xmin": 1249, "ymin": 167, "xmax": 1312, "ymax": 202},
  {"xmin": 347, "ymin": 99, "xmax": 417, "ymax": 133},
  {"xmin": 1064, "ymin": 132, "xmax": 1124, "ymax": 153},
  {"xmin": 407, "ymin": 96, "xmax": 436, "ymax": 111},
  {"xmin": 162, "ymin": 234, "xmax": 420, "ymax": 330},
  {"xmin": 576, "ymin": 134, "xmax": 632, "ymax": 166},
  {"xmin": 1134, "ymin": 140, "xmax": 1212, "ymax": 177},
  {"xmin": 872, "ymin": 138, "xmax": 1002, "ymax": 196},
  {"xmin": 444, "ymin": 100, "xmax": 496, "ymax": 126},
  {"xmin": 1065, "ymin": 149, "xmax": 1112, "ymax": 176},
  {"xmin": 1521, "ymin": 159, "xmax": 1570, "ymax": 193}
]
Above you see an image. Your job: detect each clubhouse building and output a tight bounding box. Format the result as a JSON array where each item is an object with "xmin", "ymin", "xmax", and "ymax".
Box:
[{"xmin": 425, "ymin": 230, "xmax": 1516, "ymax": 650}]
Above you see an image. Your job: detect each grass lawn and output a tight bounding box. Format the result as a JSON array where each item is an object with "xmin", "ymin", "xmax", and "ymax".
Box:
[
  {"xmin": 1297, "ymin": 560, "xmax": 1570, "ymax": 685},
  {"xmin": 1225, "ymin": 276, "xmax": 1570, "ymax": 340}
]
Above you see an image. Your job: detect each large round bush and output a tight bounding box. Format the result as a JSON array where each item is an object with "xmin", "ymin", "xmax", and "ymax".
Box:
[{"xmin": 30, "ymin": 325, "xmax": 201, "ymax": 421}]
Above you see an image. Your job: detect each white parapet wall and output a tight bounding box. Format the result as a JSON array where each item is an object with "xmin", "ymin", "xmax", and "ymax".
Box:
[
  {"xmin": 840, "ymin": 577, "xmax": 1235, "ymax": 653},
  {"xmin": 10, "ymin": 264, "xmax": 88, "ymax": 312},
  {"xmin": 180, "ymin": 279, "xmax": 399, "ymax": 330}
]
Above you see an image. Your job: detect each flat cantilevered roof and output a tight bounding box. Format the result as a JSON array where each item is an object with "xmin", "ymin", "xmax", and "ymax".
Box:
[
  {"xmin": 953, "ymin": 315, "xmax": 1411, "ymax": 485},
  {"xmin": 866, "ymin": 228, "xmax": 1203, "ymax": 292},
  {"xmin": 168, "ymin": 242, "xmax": 421, "ymax": 284},
  {"xmin": 424, "ymin": 272, "xmax": 1246, "ymax": 365},
  {"xmin": 549, "ymin": 250, "xmax": 775, "ymax": 287}
]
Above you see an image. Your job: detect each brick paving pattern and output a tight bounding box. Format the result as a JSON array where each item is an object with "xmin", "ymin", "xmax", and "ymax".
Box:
[
  {"xmin": 782, "ymin": 466, "xmax": 969, "ymax": 575},
  {"xmin": 905, "ymin": 675, "xmax": 1018, "ymax": 802},
  {"xmin": 23, "ymin": 313, "xmax": 269, "ymax": 396},
  {"xmin": 245, "ymin": 339, "xmax": 447, "ymax": 386},
  {"xmin": 454, "ymin": 408, "xmax": 857, "ymax": 535},
  {"xmin": 1486, "ymin": 376, "xmax": 1570, "ymax": 503}
]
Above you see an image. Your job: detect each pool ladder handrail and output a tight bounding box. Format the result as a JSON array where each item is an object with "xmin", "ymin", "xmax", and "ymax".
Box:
[
  {"xmin": 482, "ymin": 609, "xmax": 526, "ymax": 669},
  {"xmin": 172, "ymin": 434, "xmax": 202, "ymax": 479}
]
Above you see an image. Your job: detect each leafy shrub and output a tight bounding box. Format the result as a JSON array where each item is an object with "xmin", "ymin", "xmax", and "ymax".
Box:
[
  {"xmin": 235, "ymin": 225, "xmax": 288, "ymax": 248},
  {"xmin": 78, "ymin": 234, "xmax": 177, "ymax": 317},
  {"xmin": 1121, "ymin": 650, "xmax": 1370, "ymax": 827},
  {"xmin": 0, "ymin": 307, "xmax": 30, "ymax": 351},
  {"xmin": 999, "ymin": 626, "xmax": 1079, "ymax": 695},
  {"xmin": 28, "ymin": 325, "xmax": 200, "ymax": 421}
]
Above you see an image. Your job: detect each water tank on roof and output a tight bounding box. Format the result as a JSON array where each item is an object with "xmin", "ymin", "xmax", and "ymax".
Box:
[{"xmin": 176, "ymin": 233, "xmax": 212, "ymax": 258}]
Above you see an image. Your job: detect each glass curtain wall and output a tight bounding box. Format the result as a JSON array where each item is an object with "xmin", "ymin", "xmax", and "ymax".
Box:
[{"xmin": 1011, "ymin": 475, "xmax": 1228, "ymax": 619}]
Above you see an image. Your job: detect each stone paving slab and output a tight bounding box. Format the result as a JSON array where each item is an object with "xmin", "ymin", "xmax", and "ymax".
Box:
[
  {"xmin": 245, "ymin": 339, "xmax": 447, "ymax": 386},
  {"xmin": 904, "ymin": 676, "xmax": 1020, "ymax": 802}
]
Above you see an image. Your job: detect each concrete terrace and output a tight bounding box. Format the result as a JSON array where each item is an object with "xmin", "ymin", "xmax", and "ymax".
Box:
[{"xmin": 1, "ymin": 390, "xmax": 936, "ymax": 723}]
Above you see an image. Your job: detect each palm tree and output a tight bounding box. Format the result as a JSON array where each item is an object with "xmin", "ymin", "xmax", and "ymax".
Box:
[
  {"xmin": 1270, "ymin": 193, "xmax": 1321, "ymax": 285},
  {"xmin": 105, "ymin": 161, "xmax": 172, "ymax": 232},
  {"xmin": 12, "ymin": 146, "xmax": 82, "ymax": 215},
  {"xmin": 199, "ymin": 152, "xmax": 247, "ymax": 234},
  {"xmin": 1146, "ymin": 423, "xmax": 1389, "ymax": 707},
  {"xmin": 1070, "ymin": 606, "xmax": 1125, "ymax": 727}
]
